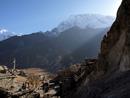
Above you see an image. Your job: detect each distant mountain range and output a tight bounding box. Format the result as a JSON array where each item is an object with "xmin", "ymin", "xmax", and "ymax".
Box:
[
  {"xmin": 0, "ymin": 14, "xmax": 115, "ymax": 72},
  {"xmin": 57, "ymin": 14, "xmax": 115, "ymax": 32}
]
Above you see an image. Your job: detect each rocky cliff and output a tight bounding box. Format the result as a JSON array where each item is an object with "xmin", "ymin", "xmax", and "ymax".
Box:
[
  {"xmin": 98, "ymin": 0, "xmax": 130, "ymax": 72},
  {"xmin": 61, "ymin": 0, "xmax": 130, "ymax": 98}
]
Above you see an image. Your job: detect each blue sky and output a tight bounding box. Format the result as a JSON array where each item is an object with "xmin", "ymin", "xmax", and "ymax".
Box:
[{"xmin": 0, "ymin": 0, "xmax": 122, "ymax": 34}]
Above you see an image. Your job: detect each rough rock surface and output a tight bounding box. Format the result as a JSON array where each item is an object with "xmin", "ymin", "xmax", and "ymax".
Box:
[
  {"xmin": 71, "ymin": 70, "xmax": 130, "ymax": 98},
  {"xmin": 63, "ymin": 0, "xmax": 130, "ymax": 98},
  {"xmin": 99, "ymin": 0, "xmax": 130, "ymax": 72}
]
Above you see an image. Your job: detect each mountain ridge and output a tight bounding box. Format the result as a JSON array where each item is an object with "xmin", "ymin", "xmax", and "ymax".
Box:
[
  {"xmin": 0, "ymin": 14, "xmax": 114, "ymax": 72},
  {"xmin": 57, "ymin": 14, "xmax": 115, "ymax": 32},
  {"xmin": 0, "ymin": 27, "xmax": 109, "ymax": 72},
  {"xmin": 0, "ymin": 14, "xmax": 114, "ymax": 41}
]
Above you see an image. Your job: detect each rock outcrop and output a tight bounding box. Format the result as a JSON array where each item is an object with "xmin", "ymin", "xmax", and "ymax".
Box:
[
  {"xmin": 61, "ymin": 0, "xmax": 130, "ymax": 98},
  {"xmin": 98, "ymin": 0, "xmax": 130, "ymax": 72}
]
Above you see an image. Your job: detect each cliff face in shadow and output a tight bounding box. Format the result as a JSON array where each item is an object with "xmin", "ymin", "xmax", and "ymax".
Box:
[
  {"xmin": 98, "ymin": 0, "xmax": 130, "ymax": 72},
  {"xmin": 62, "ymin": 0, "xmax": 130, "ymax": 98}
]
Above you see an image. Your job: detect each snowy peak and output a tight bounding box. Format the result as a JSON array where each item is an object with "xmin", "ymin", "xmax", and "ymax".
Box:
[
  {"xmin": 0, "ymin": 28, "xmax": 15, "ymax": 41},
  {"xmin": 57, "ymin": 14, "xmax": 115, "ymax": 32}
]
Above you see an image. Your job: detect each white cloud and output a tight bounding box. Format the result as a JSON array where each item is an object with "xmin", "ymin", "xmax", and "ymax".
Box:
[{"xmin": 0, "ymin": 29, "xmax": 8, "ymax": 34}]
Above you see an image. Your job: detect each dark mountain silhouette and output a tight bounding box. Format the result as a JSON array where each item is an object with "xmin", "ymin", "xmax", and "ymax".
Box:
[{"xmin": 0, "ymin": 27, "xmax": 108, "ymax": 72}]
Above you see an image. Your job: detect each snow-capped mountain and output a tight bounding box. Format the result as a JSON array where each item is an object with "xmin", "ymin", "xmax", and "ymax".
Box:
[
  {"xmin": 57, "ymin": 14, "xmax": 115, "ymax": 32},
  {"xmin": 0, "ymin": 28, "xmax": 15, "ymax": 41}
]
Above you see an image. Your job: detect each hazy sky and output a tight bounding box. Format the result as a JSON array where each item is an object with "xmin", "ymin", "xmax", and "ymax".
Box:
[{"xmin": 0, "ymin": 0, "xmax": 122, "ymax": 34}]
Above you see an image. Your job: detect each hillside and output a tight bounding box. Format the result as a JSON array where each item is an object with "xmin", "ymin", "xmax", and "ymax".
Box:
[{"xmin": 0, "ymin": 27, "xmax": 108, "ymax": 72}]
